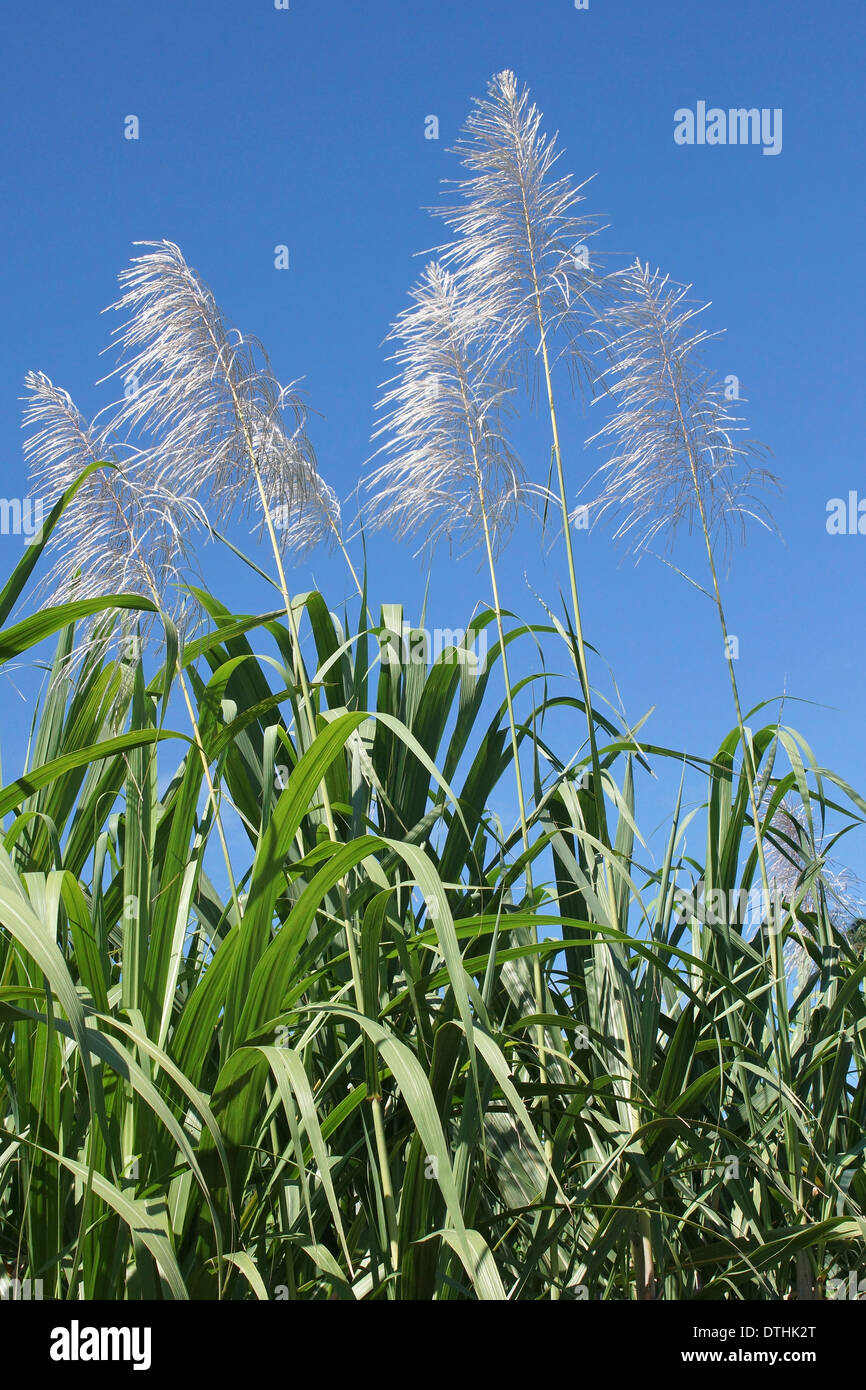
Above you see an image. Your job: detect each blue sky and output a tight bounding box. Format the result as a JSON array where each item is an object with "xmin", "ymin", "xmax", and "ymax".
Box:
[{"xmin": 1, "ymin": 0, "xmax": 864, "ymax": 890}]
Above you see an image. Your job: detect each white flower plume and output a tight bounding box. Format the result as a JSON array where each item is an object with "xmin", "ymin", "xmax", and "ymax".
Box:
[
  {"xmin": 431, "ymin": 69, "xmax": 605, "ymax": 383},
  {"xmin": 367, "ymin": 261, "xmax": 527, "ymax": 557},
  {"xmin": 267, "ymin": 463, "xmax": 343, "ymax": 560},
  {"xmin": 582, "ymin": 260, "xmax": 780, "ymax": 560},
  {"xmin": 103, "ymin": 240, "xmax": 336, "ymax": 551},
  {"xmin": 22, "ymin": 370, "xmax": 199, "ymax": 634},
  {"xmin": 765, "ymin": 797, "xmax": 864, "ymax": 929},
  {"xmin": 761, "ymin": 795, "xmax": 866, "ymax": 984}
]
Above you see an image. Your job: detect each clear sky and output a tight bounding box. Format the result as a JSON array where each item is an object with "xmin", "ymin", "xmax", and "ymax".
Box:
[{"xmin": 1, "ymin": 0, "xmax": 863, "ymax": 886}]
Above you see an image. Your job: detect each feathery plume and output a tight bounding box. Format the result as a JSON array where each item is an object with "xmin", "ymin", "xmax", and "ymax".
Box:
[
  {"xmin": 367, "ymin": 261, "xmax": 526, "ymax": 557},
  {"xmin": 103, "ymin": 240, "xmax": 323, "ymax": 542},
  {"xmin": 762, "ymin": 796, "xmax": 866, "ymax": 979},
  {"xmin": 765, "ymin": 797, "xmax": 865, "ymax": 931},
  {"xmin": 427, "ymin": 70, "xmax": 613, "ymax": 869},
  {"xmin": 268, "ymin": 463, "xmax": 343, "ymax": 560},
  {"xmin": 21, "ymin": 370, "xmax": 199, "ymax": 638},
  {"xmin": 583, "ymin": 260, "xmax": 780, "ymax": 561},
  {"xmin": 431, "ymin": 69, "xmax": 604, "ymax": 384}
]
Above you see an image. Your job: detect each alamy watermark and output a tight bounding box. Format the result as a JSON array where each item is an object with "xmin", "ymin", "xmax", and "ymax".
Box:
[
  {"xmin": 826, "ymin": 492, "xmax": 866, "ymax": 535},
  {"xmin": 0, "ymin": 1275, "xmax": 43, "ymax": 1300},
  {"xmin": 674, "ymin": 103, "xmax": 782, "ymax": 156},
  {"xmin": 380, "ymin": 623, "xmax": 488, "ymax": 673},
  {"xmin": 674, "ymin": 885, "xmax": 789, "ymax": 934},
  {"xmin": 827, "ymin": 1270, "xmax": 865, "ymax": 1300},
  {"xmin": 49, "ymin": 1321, "xmax": 151, "ymax": 1370},
  {"xmin": 0, "ymin": 497, "xmax": 44, "ymax": 544}
]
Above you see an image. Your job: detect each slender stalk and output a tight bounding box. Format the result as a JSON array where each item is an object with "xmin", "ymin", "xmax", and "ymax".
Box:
[
  {"xmin": 446, "ymin": 335, "xmax": 561, "ymax": 1255},
  {"xmin": 333, "ymin": 529, "xmax": 364, "ymax": 602},
  {"xmin": 512, "ymin": 185, "xmax": 610, "ymax": 1297},
  {"xmin": 371, "ymin": 1090, "xmax": 400, "ymax": 1273},
  {"xmin": 457, "ymin": 326, "xmax": 571, "ymax": 1295},
  {"xmin": 631, "ymin": 1213, "xmax": 656, "ymax": 1300},
  {"xmin": 532, "ymin": 333, "xmax": 656, "ymax": 1294},
  {"xmin": 657, "ymin": 340, "xmax": 799, "ymax": 1207},
  {"xmin": 449, "ymin": 344, "xmax": 533, "ymax": 890},
  {"xmin": 516, "ymin": 179, "xmax": 609, "ymax": 854},
  {"xmin": 239, "ymin": 414, "xmax": 400, "ymax": 1277},
  {"xmin": 467, "ymin": 412, "xmax": 558, "ymax": 1226}
]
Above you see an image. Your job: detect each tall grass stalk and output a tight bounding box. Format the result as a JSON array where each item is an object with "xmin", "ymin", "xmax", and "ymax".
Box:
[
  {"xmin": 368, "ymin": 262, "xmax": 534, "ymax": 885},
  {"xmin": 431, "ymin": 70, "xmax": 659, "ymax": 1294},
  {"xmin": 588, "ymin": 259, "xmax": 799, "ymax": 1238},
  {"xmin": 433, "ymin": 69, "xmax": 610, "ymax": 853},
  {"xmin": 367, "ymin": 261, "xmax": 551, "ymax": 1233}
]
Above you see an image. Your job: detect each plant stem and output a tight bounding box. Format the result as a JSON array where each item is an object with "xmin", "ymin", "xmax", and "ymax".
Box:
[
  {"xmin": 449, "ymin": 343, "xmax": 559, "ymax": 1187},
  {"xmin": 517, "ymin": 182, "xmax": 609, "ymax": 855},
  {"xmin": 242, "ymin": 424, "xmax": 400, "ymax": 1275},
  {"xmin": 658, "ymin": 341, "xmax": 799, "ymax": 1206}
]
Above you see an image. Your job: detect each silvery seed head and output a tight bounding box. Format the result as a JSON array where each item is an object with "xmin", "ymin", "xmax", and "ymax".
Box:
[
  {"xmin": 762, "ymin": 795, "xmax": 865, "ymax": 980},
  {"xmin": 582, "ymin": 259, "xmax": 779, "ymax": 563},
  {"xmin": 266, "ymin": 461, "xmax": 343, "ymax": 560},
  {"xmin": 21, "ymin": 370, "xmax": 200, "ymax": 647},
  {"xmin": 431, "ymin": 69, "xmax": 605, "ymax": 387},
  {"xmin": 367, "ymin": 261, "xmax": 527, "ymax": 558},
  {"xmin": 103, "ymin": 241, "xmax": 327, "ymax": 547}
]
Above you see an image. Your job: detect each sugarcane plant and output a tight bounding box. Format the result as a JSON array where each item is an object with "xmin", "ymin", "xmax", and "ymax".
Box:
[{"xmin": 0, "ymin": 72, "xmax": 863, "ymax": 1302}]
